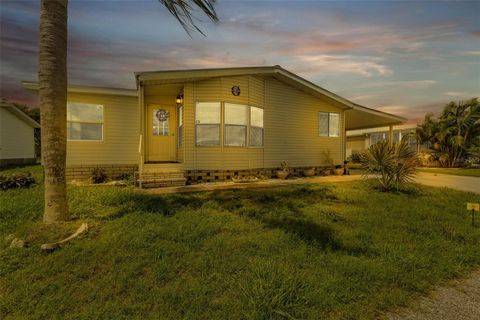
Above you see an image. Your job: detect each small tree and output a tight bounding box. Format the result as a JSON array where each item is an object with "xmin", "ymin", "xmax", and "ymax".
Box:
[{"xmin": 360, "ymin": 139, "xmax": 421, "ymax": 191}]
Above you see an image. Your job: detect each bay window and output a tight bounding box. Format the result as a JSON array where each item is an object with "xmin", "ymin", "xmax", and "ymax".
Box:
[
  {"xmin": 67, "ymin": 102, "xmax": 104, "ymax": 141},
  {"xmin": 195, "ymin": 102, "xmax": 221, "ymax": 146}
]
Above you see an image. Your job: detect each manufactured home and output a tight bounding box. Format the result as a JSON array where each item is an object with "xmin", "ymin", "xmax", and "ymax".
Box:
[
  {"xmin": 23, "ymin": 66, "xmax": 405, "ymax": 186},
  {"xmin": 0, "ymin": 103, "xmax": 39, "ymax": 167}
]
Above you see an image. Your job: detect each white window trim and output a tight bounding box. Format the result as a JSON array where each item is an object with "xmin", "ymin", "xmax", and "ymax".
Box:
[
  {"xmin": 178, "ymin": 105, "xmax": 184, "ymax": 147},
  {"xmin": 67, "ymin": 102, "xmax": 105, "ymax": 142}
]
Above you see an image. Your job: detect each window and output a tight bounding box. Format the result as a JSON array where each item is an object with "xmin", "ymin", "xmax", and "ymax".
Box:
[
  {"xmin": 67, "ymin": 102, "xmax": 103, "ymax": 141},
  {"xmin": 178, "ymin": 106, "xmax": 183, "ymax": 146},
  {"xmin": 370, "ymin": 132, "xmax": 385, "ymax": 145},
  {"xmin": 152, "ymin": 109, "xmax": 169, "ymax": 136},
  {"xmin": 250, "ymin": 106, "xmax": 264, "ymax": 147},
  {"xmin": 318, "ymin": 112, "xmax": 340, "ymax": 137},
  {"xmin": 224, "ymin": 103, "xmax": 248, "ymax": 146},
  {"xmin": 196, "ymin": 102, "xmax": 221, "ymax": 146}
]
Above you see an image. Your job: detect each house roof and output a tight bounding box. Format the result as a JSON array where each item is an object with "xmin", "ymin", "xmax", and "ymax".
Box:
[
  {"xmin": 135, "ymin": 65, "xmax": 406, "ymax": 130},
  {"xmin": 0, "ymin": 103, "xmax": 40, "ymax": 128},
  {"xmin": 22, "ymin": 66, "xmax": 406, "ymax": 130}
]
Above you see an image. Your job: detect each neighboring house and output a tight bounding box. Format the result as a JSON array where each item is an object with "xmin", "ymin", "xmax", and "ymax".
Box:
[
  {"xmin": 346, "ymin": 124, "xmax": 422, "ymax": 157},
  {"xmin": 0, "ymin": 103, "xmax": 40, "ymax": 167},
  {"xmin": 23, "ymin": 65, "xmax": 405, "ymax": 186}
]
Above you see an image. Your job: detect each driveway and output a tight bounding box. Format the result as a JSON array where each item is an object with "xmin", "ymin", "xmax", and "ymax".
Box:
[
  {"xmin": 414, "ymin": 172, "xmax": 480, "ymax": 194},
  {"xmin": 387, "ymin": 270, "xmax": 480, "ymax": 320}
]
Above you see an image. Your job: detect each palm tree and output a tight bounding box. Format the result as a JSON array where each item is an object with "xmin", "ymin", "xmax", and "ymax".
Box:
[
  {"xmin": 416, "ymin": 99, "xmax": 480, "ymax": 167},
  {"xmin": 39, "ymin": 0, "xmax": 218, "ymax": 223}
]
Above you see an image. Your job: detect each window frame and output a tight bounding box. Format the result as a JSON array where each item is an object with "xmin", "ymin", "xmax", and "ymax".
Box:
[
  {"xmin": 194, "ymin": 101, "xmax": 265, "ymax": 148},
  {"xmin": 195, "ymin": 101, "xmax": 222, "ymax": 147},
  {"xmin": 318, "ymin": 111, "xmax": 341, "ymax": 138},
  {"xmin": 67, "ymin": 102, "xmax": 105, "ymax": 142}
]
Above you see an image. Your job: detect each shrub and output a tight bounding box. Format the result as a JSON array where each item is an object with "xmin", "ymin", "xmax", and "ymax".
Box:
[
  {"xmin": 118, "ymin": 173, "xmax": 134, "ymax": 186},
  {"xmin": 348, "ymin": 152, "xmax": 362, "ymax": 163},
  {"xmin": 0, "ymin": 172, "xmax": 35, "ymax": 190},
  {"xmin": 91, "ymin": 167, "xmax": 107, "ymax": 184},
  {"xmin": 360, "ymin": 139, "xmax": 421, "ymax": 191}
]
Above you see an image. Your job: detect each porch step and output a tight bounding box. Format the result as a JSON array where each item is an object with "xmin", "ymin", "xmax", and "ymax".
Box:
[
  {"xmin": 135, "ymin": 170, "xmax": 186, "ymax": 188},
  {"xmin": 139, "ymin": 177, "xmax": 187, "ymax": 188}
]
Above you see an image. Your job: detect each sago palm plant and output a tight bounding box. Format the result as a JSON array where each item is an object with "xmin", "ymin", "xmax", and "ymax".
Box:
[{"xmin": 360, "ymin": 138, "xmax": 421, "ymax": 191}]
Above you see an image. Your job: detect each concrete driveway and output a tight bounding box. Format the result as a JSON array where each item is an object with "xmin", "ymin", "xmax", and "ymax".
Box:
[{"xmin": 414, "ymin": 172, "xmax": 480, "ymax": 194}]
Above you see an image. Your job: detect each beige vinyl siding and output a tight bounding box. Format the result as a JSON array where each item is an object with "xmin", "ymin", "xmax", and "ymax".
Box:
[
  {"xmin": 180, "ymin": 75, "xmax": 344, "ymax": 171},
  {"xmin": 0, "ymin": 108, "xmax": 36, "ymax": 159},
  {"xmin": 264, "ymin": 77, "xmax": 344, "ymax": 167},
  {"xmin": 66, "ymin": 92, "xmax": 139, "ymax": 165},
  {"xmin": 346, "ymin": 136, "xmax": 367, "ymax": 157}
]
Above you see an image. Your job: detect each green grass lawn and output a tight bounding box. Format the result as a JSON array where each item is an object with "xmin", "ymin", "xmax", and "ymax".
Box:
[
  {"xmin": 419, "ymin": 167, "xmax": 480, "ymax": 177},
  {"xmin": 1, "ymin": 165, "xmax": 480, "ymax": 319}
]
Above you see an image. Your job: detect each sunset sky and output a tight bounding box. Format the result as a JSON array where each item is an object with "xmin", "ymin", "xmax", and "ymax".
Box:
[{"xmin": 1, "ymin": 0, "xmax": 479, "ymax": 123}]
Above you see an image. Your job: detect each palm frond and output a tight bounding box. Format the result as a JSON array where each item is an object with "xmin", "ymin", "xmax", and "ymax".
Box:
[{"xmin": 159, "ymin": 0, "xmax": 219, "ymax": 36}]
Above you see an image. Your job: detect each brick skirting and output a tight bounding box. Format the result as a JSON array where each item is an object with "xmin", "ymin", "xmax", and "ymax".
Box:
[
  {"xmin": 66, "ymin": 164, "xmax": 138, "ymax": 181},
  {"xmin": 186, "ymin": 166, "xmax": 332, "ymax": 184}
]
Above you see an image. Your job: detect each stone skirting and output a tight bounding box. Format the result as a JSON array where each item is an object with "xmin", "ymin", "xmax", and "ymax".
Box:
[
  {"xmin": 186, "ymin": 166, "xmax": 332, "ymax": 184},
  {"xmin": 66, "ymin": 164, "xmax": 138, "ymax": 181}
]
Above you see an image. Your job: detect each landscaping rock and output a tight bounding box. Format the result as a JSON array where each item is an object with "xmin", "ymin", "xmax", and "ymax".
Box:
[
  {"xmin": 40, "ymin": 223, "xmax": 89, "ymax": 253},
  {"xmin": 40, "ymin": 243, "xmax": 60, "ymax": 252},
  {"xmin": 104, "ymin": 180, "xmax": 127, "ymax": 187},
  {"xmin": 10, "ymin": 238, "xmax": 29, "ymax": 248}
]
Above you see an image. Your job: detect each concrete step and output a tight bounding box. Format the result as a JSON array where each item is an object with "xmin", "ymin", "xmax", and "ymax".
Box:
[
  {"xmin": 141, "ymin": 172, "xmax": 185, "ymax": 179},
  {"xmin": 138, "ymin": 177, "xmax": 187, "ymax": 188},
  {"xmin": 135, "ymin": 170, "xmax": 186, "ymax": 188}
]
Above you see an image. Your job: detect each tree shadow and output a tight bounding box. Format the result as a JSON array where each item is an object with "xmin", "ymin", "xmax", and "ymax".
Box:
[
  {"xmin": 96, "ymin": 191, "xmax": 205, "ymax": 220},
  {"xmin": 93, "ymin": 185, "xmax": 375, "ymax": 257}
]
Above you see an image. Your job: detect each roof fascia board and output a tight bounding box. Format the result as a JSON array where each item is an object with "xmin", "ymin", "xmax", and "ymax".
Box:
[
  {"xmin": 136, "ymin": 66, "xmax": 277, "ymax": 83},
  {"xmin": 22, "ymin": 81, "xmax": 137, "ymax": 97}
]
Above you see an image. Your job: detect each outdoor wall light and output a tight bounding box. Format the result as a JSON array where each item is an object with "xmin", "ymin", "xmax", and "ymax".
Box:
[{"xmin": 176, "ymin": 94, "xmax": 184, "ymax": 106}]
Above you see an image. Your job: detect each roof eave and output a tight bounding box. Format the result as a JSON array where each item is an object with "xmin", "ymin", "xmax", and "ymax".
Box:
[
  {"xmin": 1, "ymin": 104, "xmax": 40, "ymax": 128},
  {"xmin": 22, "ymin": 81, "xmax": 138, "ymax": 97}
]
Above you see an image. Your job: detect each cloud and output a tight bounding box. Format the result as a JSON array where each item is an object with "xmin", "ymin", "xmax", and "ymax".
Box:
[
  {"xmin": 461, "ymin": 51, "xmax": 480, "ymax": 56},
  {"xmin": 357, "ymin": 80, "xmax": 437, "ymax": 89},
  {"xmin": 444, "ymin": 91, "xmax": 465, "ymax": 97},
  {"xmin": 347, "ymin": 94, "xmax": 376, "ymax": 101},
  {"xmin": 296, "ymin": 55, "xmax": 392, "ymax": 77}
]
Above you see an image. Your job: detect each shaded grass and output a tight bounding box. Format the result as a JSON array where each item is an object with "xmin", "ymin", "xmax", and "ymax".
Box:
[
  {"xmin": 419, "ymin": 167, "xmax": 480, "ymax": 177},
  {"xmin": 1, "ymin": 165, "xmax": 480, "ymax": 319}
]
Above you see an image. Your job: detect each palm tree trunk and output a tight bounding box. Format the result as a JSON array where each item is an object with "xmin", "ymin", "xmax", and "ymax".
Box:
[{"xmin": 39, "ymin": 0, "xmax": 69, "ymax": 223}]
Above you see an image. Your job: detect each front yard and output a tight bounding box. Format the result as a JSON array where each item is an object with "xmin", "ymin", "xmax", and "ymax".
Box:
[{"xmin": 1, "ymin": 165, "xmax": 479, "ymax": 319}]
